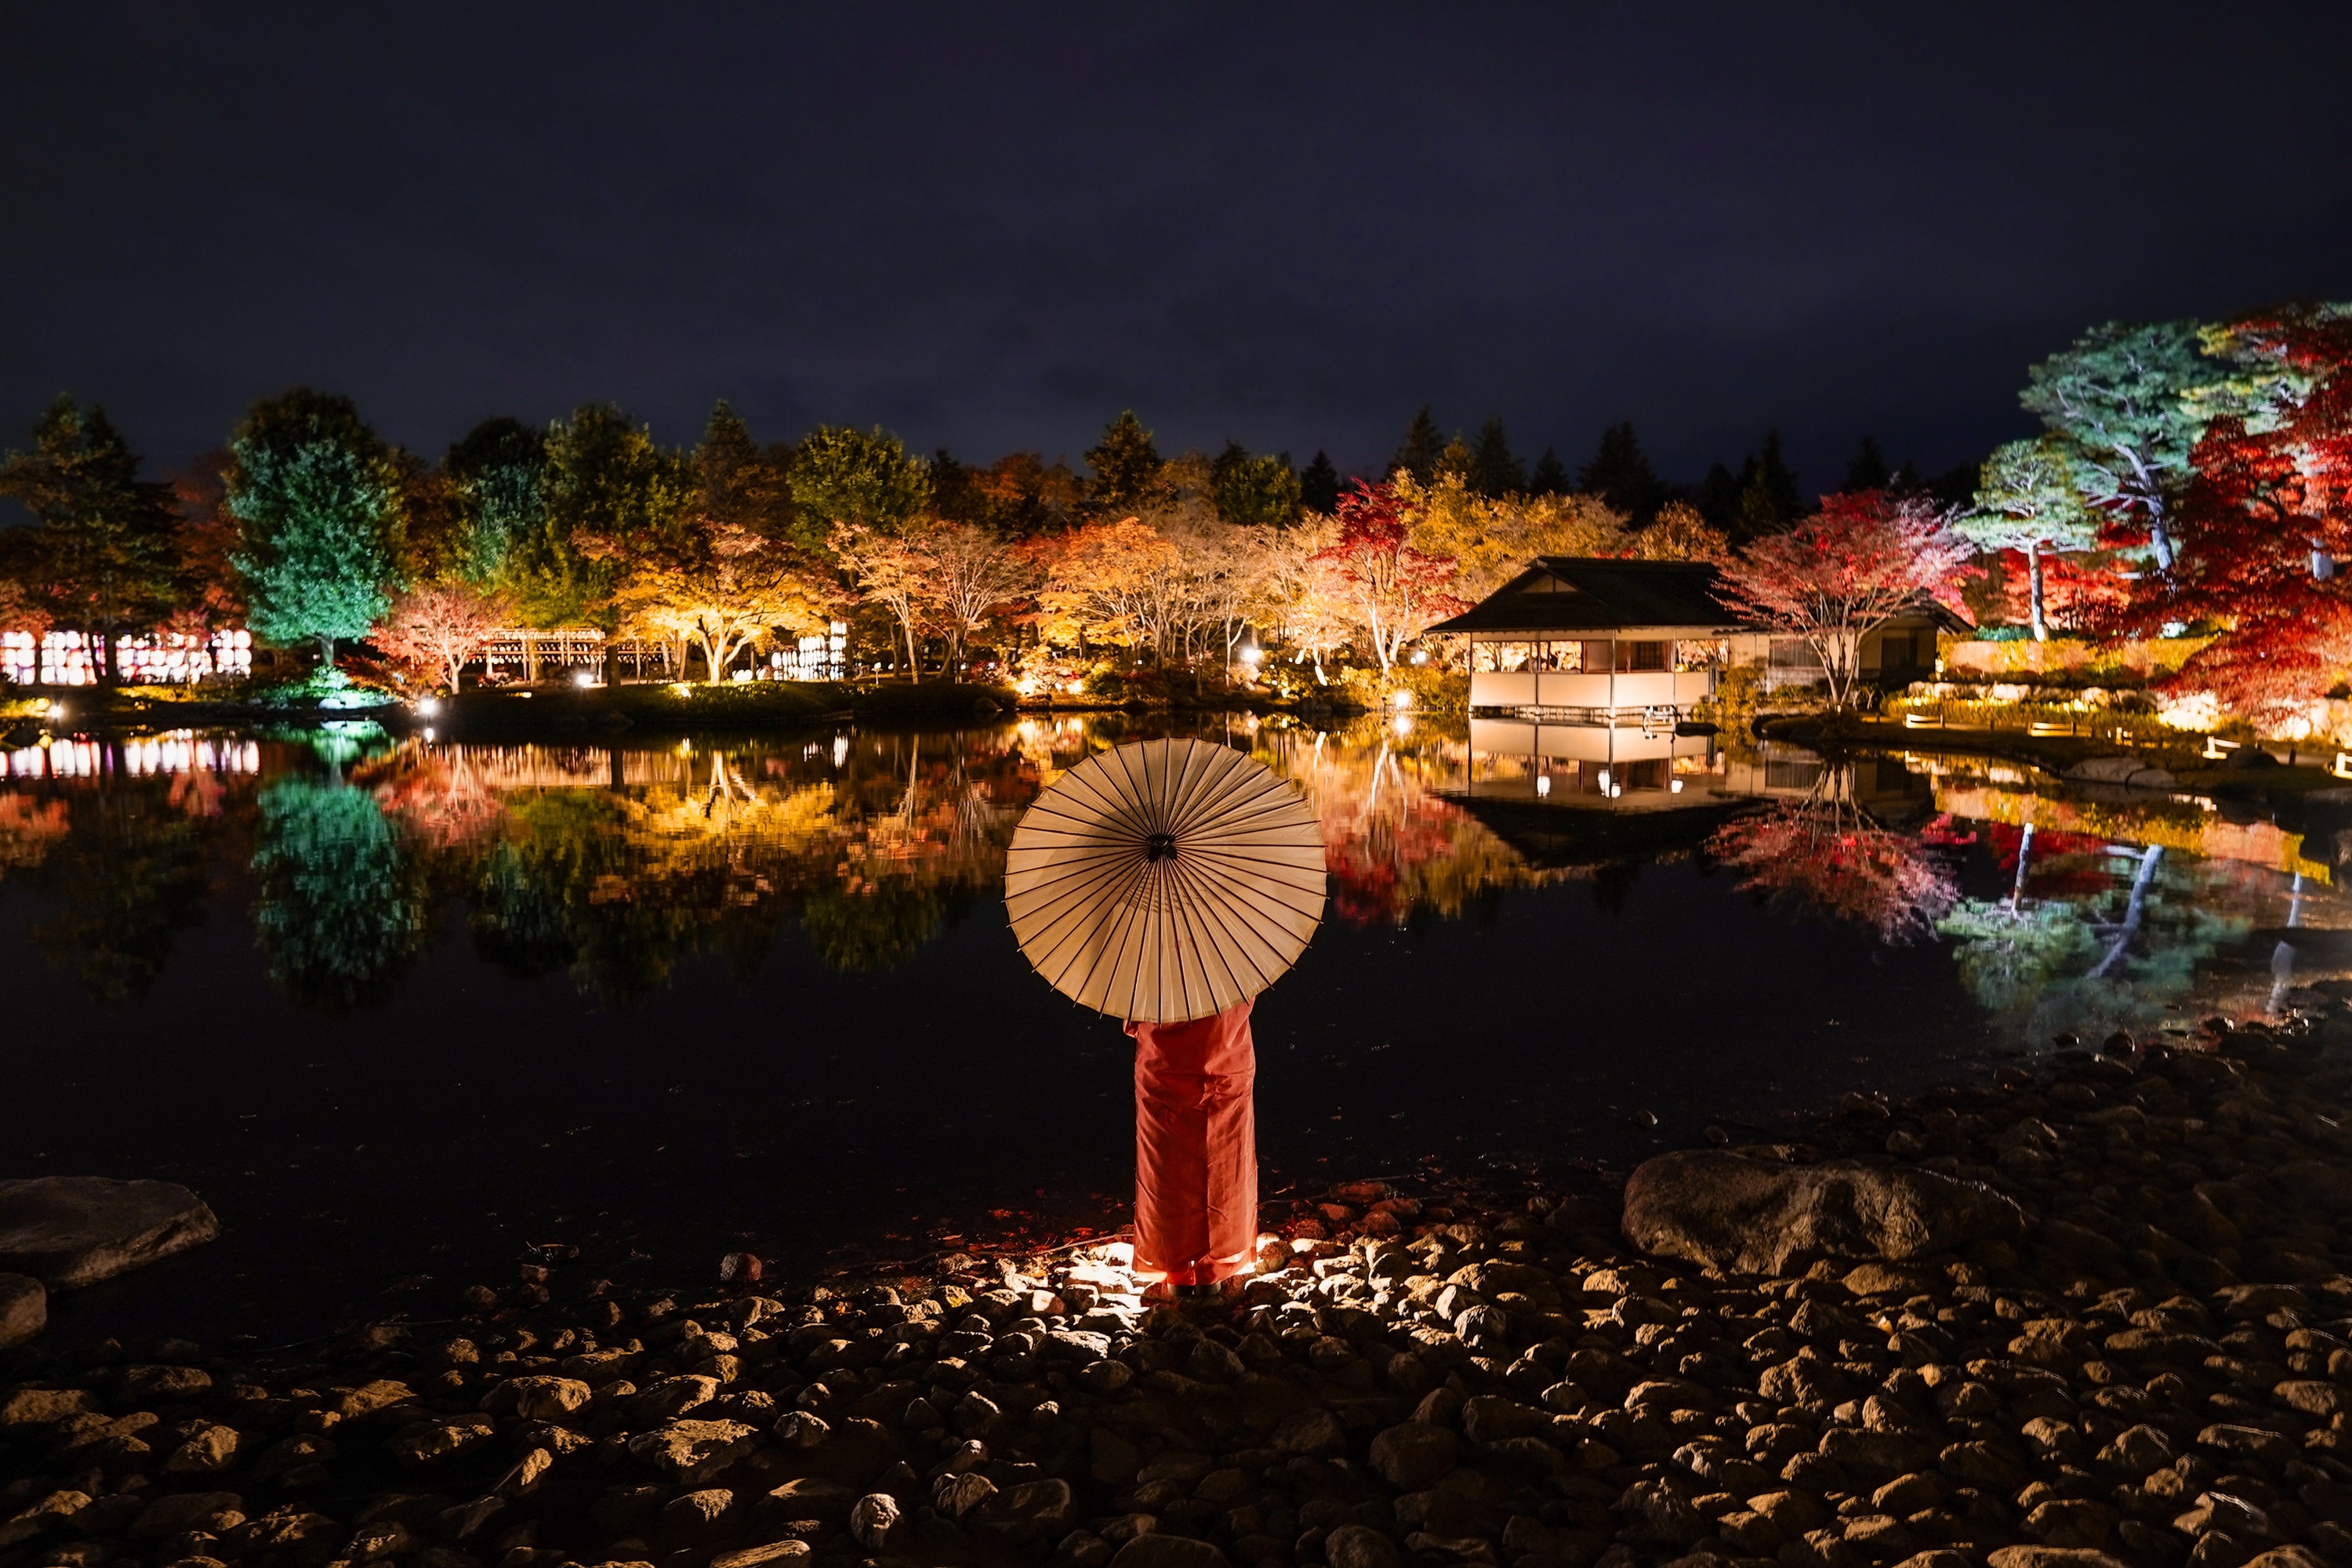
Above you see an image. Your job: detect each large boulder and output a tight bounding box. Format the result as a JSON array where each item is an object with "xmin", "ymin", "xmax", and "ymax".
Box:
[
  {"xmin": 0, "ymin": 1178, "xmax": 219, "ymax": 1289},
  {"xmin": 1621, "ymin": 1152, "xmax": 2027, "ymax": 1275},
  {"xmin": 0, "ymin": 1274, "xmax": 44, "ymax": 1347}
]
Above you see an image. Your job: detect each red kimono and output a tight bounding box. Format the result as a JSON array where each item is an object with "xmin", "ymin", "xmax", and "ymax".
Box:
[{"xmin": 1124, "ymin": 999, "xmax": 1258, "ymax": 1286}]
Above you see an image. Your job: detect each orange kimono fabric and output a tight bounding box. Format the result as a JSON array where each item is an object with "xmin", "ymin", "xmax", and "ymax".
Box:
[{"xmin": 1124, "ymin": 998, "xmax": 1258, "ymax": 1286}]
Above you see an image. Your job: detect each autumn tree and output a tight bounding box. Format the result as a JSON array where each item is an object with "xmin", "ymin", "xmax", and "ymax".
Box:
[
  {"xmin": 2021, "ymin": 319, "xmax": 2213, "ymax": 573},
  {"xmin": 227, "ymin": 388, "xmax": 403, "ymax": 670},
  {"xmin": 1036, "ymin": 518, "xmax": 1183, "ymax": 659},
  {"xmin": 2158, "ymin": 303, "xmax": 2352, "ymax": 725},
  {"xmin": 1312, "ymin": 481, "xmax": 1468, "ymax": 673},
  {"xmin": 935, "ymin": 450, "xmax": 1081, "ymax": 537},
  {"xmin": 1629, "ymin": 500, "xmax": 1730, "ymax": 562},
  {"xmin": 598, "ymin": 404, "xmax": 828, "ymax": 683},
  {"xmin": 1083, "ymin": 412, "xmax": 1162, "ymax": 511},
  {"xmin": 1397, "ymin": 471, "xmax": 1626, "ymax": 601},
  {"xmin": 831, "ymin": 521, "xmax": 936, "ymax": 679},
  {"xmin": 1955, "ymin": 437, "xmax": 2100, "ymax": 641},
  {"xmin": 922, "ymin": 521, "xmax": 1040, "ymax": 675},
  {"xmin": 0, "ymin": 396, "xmax": 177, "ymax": 682},
  {"xmin": 1714, "ymin": 491, "xmax": 1972, "ymax": 708},
  {"xmin": 372, "ymin": 581, "xmax": 509, "ymax": 692}
]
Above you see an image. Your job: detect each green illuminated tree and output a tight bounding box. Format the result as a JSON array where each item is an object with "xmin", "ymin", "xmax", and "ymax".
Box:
[
  {"xmin": 445, "ymin": 416, "xmax": 548, "ymax": 588},
  {"xmin": 2020, "ymin": 319, "xmax": 2212, "ymax": 573},
  {"xmin": 227, "ymin": 389, "xmax": 402, "ymax": 669},
  {"xmin": 517, "ymin": 405, "xmax": 691, "ymax": 650},
  {"xmin": 790, "ymin": 424, "xmax": 934, "ymax": 538},
  {"xmin": 1083, "ymin": 412, "xmax": 1162, "ymax": 511},
  {"xmin": 1955, "ymin": 437, "xmax": 2100, "ymax": 640},
  {"xmin": 1210, "ymin": 441, "xmax": 1302, "ymax": 527},
  {"xmin": 0, "ymin": 396, "xmax": 180, "ymax": 683}
]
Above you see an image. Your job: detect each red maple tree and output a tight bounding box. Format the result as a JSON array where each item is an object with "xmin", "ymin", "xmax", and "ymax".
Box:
[
  {"xmin": 1713, "ymin": 490, "xmax": 1973, "ymax": 707},
  {"xmin": 1312, "ymin": 481, "xmax": 1468, "ymax": 671},
  {"xmin": 2156, "ymin": 305, "xmax": 2352, "ymax": 724}
]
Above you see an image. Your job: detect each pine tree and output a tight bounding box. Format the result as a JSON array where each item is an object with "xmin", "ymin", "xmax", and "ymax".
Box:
[
  {"xmin": 1391, "ymin": 407, "xmax": 1443, "ymax": 483},
  {"xmin": 1084, "ymin": 411, "xmax": 1162, "ymax": 510},
  {"xmin": 226, "ymin": 388, "xmax": 402, "ymax": 670},
  {"xmin": 1696, "ymin": 461, "xmax": 1743, "ymax": 530},
  {"xmin": 1210, "ymin": 442, "xmax": 1301, "ymax": 526},
  {"xmin": 1577, "ymin": 422, "xmax": 1668, "ymax": 520},
  {"xmin": 1299, "ymin": 450, "xmax": 1341, "ymax": 514},
  {"xmin": 1754, "ymin": 430, "xmax": 1803, "ymax": 522},
  {"xmin": 2020, "ymin": 319, "xmax": 2212, "ymax": 573},
  {"xmin": 1528, "ymin": 446, "xmax": 1568, "ymax": 495},
  {"xmin": 1842, "ymin": 436, "xmax": 1892, "ymax": 492},
  {"xmin": 0, "ymin": 395, "xmax": 176, "ymax": 683},
  {"xmin": 1468, "ymin": 416, "xmax": 1525, "ymax": 497}
]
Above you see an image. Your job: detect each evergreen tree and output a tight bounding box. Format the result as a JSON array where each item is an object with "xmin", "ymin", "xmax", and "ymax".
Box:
[
  {"xmin": 1468, "ymin": 416, "xmax": 1525, "ymax": 497},
  {"xmin": 1083, "ymin": 411, "xmax": 1161, "ymax": 510},
  {"xmin": 1528, "ymin": 445, "xmax": 1568, "ymax": 496},
  {"xmin": 1299, "ymin": 450, "xmax": 1341, "ymax": 514},
  {"xmin": 1577, "ymin": 421, "xmax": 1668, "ymax": 519},
  {"xmin": 1723, "ymin": 430, "xmax": 1806, "ymax": 541},
  {"xmin": 523, "ymin": 405, "xmax": 691, "ymax": 633},
  {"xmin": 693, "ymin": 401, "xmax": 797, "ymax": 539},
  {"xmin": 1391, "ymin": 406, "xmax": 1443, "ymax": 483},
  {"xmin": 789, "ymin": 424, "xmax": 932, "ymax": 536},
  {"xmin": 226, "ymin": 388, "xmax": 402, "ymax": 669},
  {"xmin": 1842, "ymin": 435, "xmax": 1892, "ymax": 492},
  {"xmin": 1696, "ymin": 461, "xmax": 1743, "ymax": 530},
  {"xmin": 2020, "ymin": 318, "xmax": 2212, "ymax": 573},
  {"xmin": 445, "ymin": 416, "xmax": 548, "ymax": 588},
  {"xmin": 1209, "ymin": 441, "xmax": 1302, "ymax": 527},
  {"xmin": 0, "ymin": 395, "xmax": 176, "ymax": 683}
]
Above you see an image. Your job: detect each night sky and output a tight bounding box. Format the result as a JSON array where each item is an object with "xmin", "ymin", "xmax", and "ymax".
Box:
[{"xmin": 6, "ymin": 4, "xmax": 2352, "ymax": 492}]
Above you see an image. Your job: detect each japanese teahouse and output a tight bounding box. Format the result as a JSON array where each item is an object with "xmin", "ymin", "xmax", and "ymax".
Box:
[{"xmin": 1426, "ymin": 556, "xmax": 1963, "ymax": 722}]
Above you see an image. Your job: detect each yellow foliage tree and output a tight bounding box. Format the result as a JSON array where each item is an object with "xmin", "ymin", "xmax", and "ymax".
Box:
[{"xmin": 1394, "ymin": 472, "xmax": 1629, "ymax": 601}]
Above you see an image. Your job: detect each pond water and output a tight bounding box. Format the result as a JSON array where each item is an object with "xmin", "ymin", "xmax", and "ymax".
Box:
[{"xmin": 1, "ymin": 713, "xmax": 2339, "ymax": 1350}]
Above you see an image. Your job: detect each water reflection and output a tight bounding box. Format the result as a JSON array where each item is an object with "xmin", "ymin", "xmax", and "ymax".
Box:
[{"xmin": 0, "ymin": 719, "xmax": 2337, "ymax": 1051}]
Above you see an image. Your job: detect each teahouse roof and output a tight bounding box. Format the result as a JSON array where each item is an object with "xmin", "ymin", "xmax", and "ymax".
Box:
[
  {"xmin": 1425, "ymin": 557, "xmax": 1746, "ymax": 636},
  {"xmin": 1425, "ymin": 556, "xmax": 1974, "ymax": 637}
]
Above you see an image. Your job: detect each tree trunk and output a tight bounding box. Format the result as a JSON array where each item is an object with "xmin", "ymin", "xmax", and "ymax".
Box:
[
  {"xmin": 318, "ymin": 633, "xmax": 335, "ymax": 676},
  {"xmin": 2027, "ymin": 539, "xmax": 2048, "ymax": 641},
  {"xmin": 903, "ymin": 618, "xmax": 920, "ymax": 681}
]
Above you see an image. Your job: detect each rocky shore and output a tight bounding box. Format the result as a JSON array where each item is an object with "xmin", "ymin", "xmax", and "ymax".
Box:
[{"xmin": 5, "ymin": 1004, "xmax": 2351, "ymax": 1568}]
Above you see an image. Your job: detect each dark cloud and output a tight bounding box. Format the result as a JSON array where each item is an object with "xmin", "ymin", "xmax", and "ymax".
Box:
[{"xmin": 4, "ymin": 2, "xmax": 2350, "ymax": 493}]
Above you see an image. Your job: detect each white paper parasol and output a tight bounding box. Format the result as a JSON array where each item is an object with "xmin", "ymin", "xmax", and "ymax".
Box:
[{"xmin": 1004, "ymin": 738, "xmax": 1326, "ymax": 1022}]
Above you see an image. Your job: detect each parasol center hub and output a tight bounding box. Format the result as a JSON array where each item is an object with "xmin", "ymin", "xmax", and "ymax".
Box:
[{"xmin": 1143, "ymin": 832, "xmax": 1178, "ymax": 862}]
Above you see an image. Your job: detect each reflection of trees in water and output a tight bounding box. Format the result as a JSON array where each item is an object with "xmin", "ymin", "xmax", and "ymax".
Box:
[
  {"xmin": 1938, "ymin": 822, "xmax": 2254, "ymax": 1047},
  {"xmin": 1706, "ymin": 762, "xmax": 1960, "ymax": 943},
  {"xmin": 23, "ymin": 776, "xmax": 210, "ymax": 1006},
  {"xmin": 251, "ymin": 778, "xmax": 428, "ymax": 1011},
  {"xmin": 1276, "ymin": 724, "xmax": 1526, "ymax": 925}
]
